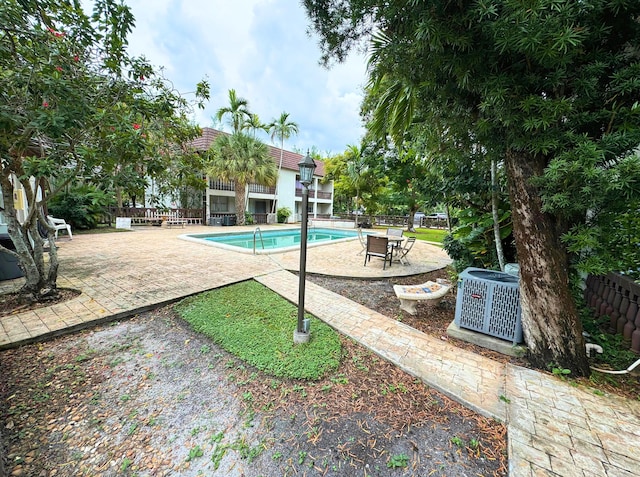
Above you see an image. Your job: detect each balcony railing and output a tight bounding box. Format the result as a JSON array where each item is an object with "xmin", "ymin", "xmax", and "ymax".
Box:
[
  {"xmin": 209, "ymin": 180, "xmax": 276, "ymax": 195},
  {"xmin": 248, "ymin": 184, "xmax": 276, "ymax": 194},
  {"xmin": 209, "ymin": 179, "xmax": 234, "ymax": 191},
  {"xmin": 295, "ymin": 189, "xmax": 332, "ymax": 200}
]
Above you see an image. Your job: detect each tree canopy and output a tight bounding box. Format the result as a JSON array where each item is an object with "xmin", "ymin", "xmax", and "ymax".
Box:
[
  {"xmin": 304, "ymin": 0, "xmax": 640, "ymax": 375},
  {"xmin": 215, "ymin": 89, "xmax": 251, "ymax": 135},
  {"xmin": 1, "ymin": 0, "xmax": 209, "ymax": 302},
  {"xmin": 267, "ymin": 112, "xmax": 299, "ymax": 214},
  {"xmin": 205, "ymin": 133, "xmax": 277, "ymax": 226}
]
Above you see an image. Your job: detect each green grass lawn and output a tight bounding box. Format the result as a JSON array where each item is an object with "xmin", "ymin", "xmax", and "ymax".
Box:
[
  {"xmin": 405, "ymin": 227, "xmax": 448, "ymax": 244},
  {"xmin": 175, "ymin": 280, "xmax": 341, "ymax": 380},
  {"xmin": 372, "ymin": 226, "xmax": 448, "ymax": 244}
]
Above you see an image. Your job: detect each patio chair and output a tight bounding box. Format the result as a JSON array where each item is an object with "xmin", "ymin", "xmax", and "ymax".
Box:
[
  {"xmin": 357, "ymin": 228, "xmax": 367, "ymax": 255},
  {"xmin": 386, "ymin": 227, "xmax": 403, "ymax": 238},
  {"xmin": 397, "ymin": 237, "xmax": 416, "ymax": 265},
  {"xmin": 47, "ymin": 215, "xmax": 73, "ymax": 239},
  {"xmin": 364, "ymin": 235, "xmax": 393, "ymax": 269}
]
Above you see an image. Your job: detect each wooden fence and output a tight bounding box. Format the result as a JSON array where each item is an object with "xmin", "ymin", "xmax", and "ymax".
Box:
[
  {"xmin": 105, "ymin": 207, "xmax": 204, "ymax": 226},
  {"xmin": 334, "ymin": 214, "xmax": 449, "ymax": 229}
]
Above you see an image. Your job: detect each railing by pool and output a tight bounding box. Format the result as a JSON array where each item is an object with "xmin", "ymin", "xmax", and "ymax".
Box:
[{"xmin": 105, "ymin": 207, "xmax": 204, "ymax": 225}]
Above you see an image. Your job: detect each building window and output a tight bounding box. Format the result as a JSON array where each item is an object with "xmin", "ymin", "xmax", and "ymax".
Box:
[{"xmin": 211, "ymin": 195, "xmax": 228, "ymax": 212}]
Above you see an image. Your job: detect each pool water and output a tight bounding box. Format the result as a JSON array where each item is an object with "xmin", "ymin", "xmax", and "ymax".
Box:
[{"xmin": 184, "ymin": 227, "xmax": 360, "ymax": 254}]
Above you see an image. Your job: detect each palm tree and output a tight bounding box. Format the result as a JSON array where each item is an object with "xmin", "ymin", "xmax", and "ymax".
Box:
[
  {"xmin": 206, "ymin": 134, "xmax": 277, "ymax": 225},
  {"xmin": 243, "ymin": 113, "xmax": 267, "ymax": 138},
  {"xmin": 215, "ymin": 89, "xmax": 250, "ymax": 134},
  {"xmin": 267, "ymin": 112, "xmax": 299, "ymax": 214},
  {"xmin": 345, "ymin": 144, "xmax": 368, "ymax": 228}
]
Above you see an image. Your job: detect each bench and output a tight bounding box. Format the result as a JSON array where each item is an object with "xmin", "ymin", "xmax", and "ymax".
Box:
[
  {"xmin": 165, "ymin": 218, "xmax": 188, "ymax": 228},
  {"xmin": 393, "ymin": 280, "xmax": 451, "ymax": 315},
  {"xmin": 131, "ymin": 217, "xmax": 163, "ymax": 226}
]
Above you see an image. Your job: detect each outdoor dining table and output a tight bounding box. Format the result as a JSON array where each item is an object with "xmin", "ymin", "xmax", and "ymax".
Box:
[{"xmin": 375, "ymin": 234, "xmax": 405, "ymax": 259}]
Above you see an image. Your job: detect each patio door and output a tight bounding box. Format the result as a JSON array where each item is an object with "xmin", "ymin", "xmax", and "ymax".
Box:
[{"xmin": 255, "ymin": 201, "xmax": 267, "ymax": 214}]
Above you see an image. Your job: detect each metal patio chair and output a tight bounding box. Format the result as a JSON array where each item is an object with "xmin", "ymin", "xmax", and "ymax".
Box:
[{"xmin": 397, "ymin": 237, "xmax": 416, "ymax": 265}]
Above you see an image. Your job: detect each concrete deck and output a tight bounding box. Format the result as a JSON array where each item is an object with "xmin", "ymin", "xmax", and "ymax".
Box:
[{"xmin": 1, "ymin": 225, "xmax": 639, "ymax": 476}]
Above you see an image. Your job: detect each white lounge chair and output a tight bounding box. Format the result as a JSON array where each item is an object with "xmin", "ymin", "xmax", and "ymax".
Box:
[{"xmin": 47, "ymin": 215, "xmax": 73, "ymax": 239}]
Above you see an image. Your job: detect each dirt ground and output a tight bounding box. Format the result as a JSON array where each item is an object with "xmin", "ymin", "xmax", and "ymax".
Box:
[{"xmin": 0, "ymin": 270, "xmax": 510, "ymax": 477}]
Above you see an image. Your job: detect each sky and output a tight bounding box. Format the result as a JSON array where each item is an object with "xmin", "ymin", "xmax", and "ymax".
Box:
[{"xmin": 84, "ymin": 0, "xmax": 369, "ymax": 156}]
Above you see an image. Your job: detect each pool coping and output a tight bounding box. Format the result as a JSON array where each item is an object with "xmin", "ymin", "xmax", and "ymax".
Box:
[{"xmin": 179, "ymin": 226, "xmax": 365, "ymax": 255}]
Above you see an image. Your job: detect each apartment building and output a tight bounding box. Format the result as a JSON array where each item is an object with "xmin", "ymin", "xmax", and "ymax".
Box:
[{"xmin": 190, "ymin": 128, "xmax": 334, "ymax": 223}]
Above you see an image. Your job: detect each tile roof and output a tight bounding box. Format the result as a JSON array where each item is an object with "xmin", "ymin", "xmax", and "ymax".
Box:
[{"xmin": 190, "ymin": 127, "xmax": 325, "ymax": 177}]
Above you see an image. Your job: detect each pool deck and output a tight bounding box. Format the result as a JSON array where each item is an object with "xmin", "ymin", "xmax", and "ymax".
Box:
[
  {"xmin": 0, "ymin": 225, "xmax": 450, "ymax": 348},
  {"xmin": 177, "ymin": 225, "xmax": 451, "ymax": 277},
  {"xmin": 1, "ymin": 224, "xmax": 639, "ymax": 477}
]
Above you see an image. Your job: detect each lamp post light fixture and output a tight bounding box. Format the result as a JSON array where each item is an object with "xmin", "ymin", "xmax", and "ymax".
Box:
[{"xmin": 294, "ymin": 152, "xmax": 316, "ymax": 344}]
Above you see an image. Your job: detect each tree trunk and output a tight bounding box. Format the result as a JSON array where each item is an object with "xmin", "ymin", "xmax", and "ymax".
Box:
[
  {"xmin": 504, "ymin": 150, "xmax": 590, "ymax": 376},
  {"xmin": 354, "ymin": 193, "xmax": 359, "ymax": 227},
  {"xmin": 0, "ymin": 173, "xmax": 60, "ymax": 303},
  {"xmin": 491, "ymin": 158, "xmax": 506, "ymax": 271},
  {"xmin": 445, "ymin": 201, "xmax": 452, "ymax": 232},
  {"xmin": 235, "ymin": 180, "xmax": 246, "ymax": 226},
  {"xmin": 407, "ymin": 205, "xmax": 419, "ymax": 233},
  {"xmin": 0, "ymin": 428, "xmax": 5, "ymax": 477},
  {"xmin": 271, "ymin": 140, "xmax": 285, "ymax": 214},
  {"xmin": 116, "ymin": 186, "xmax": 123, "ymax": 208}
]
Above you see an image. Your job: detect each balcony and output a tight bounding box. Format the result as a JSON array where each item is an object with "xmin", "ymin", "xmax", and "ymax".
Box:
[
  {"xmin": 209, "ymin": 180, "xmax": 276, "ymax": 195},
  {"xmin": 248, "ymin": 184, "xmax": 276, "ymax": 194},
  {"xmin": 209, "ymin": 179, "xmax": 234, "ymax": 191},
  {"xmin": 295, "ymin": 189, "xmax": 332, "ymax": 200}
]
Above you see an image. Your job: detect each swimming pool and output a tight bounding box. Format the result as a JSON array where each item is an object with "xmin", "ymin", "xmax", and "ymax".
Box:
[{"xmin": 182, "ymin": 227, "xmax": 360, "ymax": 254}]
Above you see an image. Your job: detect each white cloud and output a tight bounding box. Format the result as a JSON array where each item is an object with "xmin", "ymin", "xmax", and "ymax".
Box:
[{"xmin": 83, "ymin": 0, "xmax": 367, "ymax": 155}]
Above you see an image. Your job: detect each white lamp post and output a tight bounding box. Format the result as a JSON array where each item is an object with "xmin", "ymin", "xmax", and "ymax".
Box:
[{"xmin": 294, "ymin": 152, "xmax": 316, "ymax": 344}]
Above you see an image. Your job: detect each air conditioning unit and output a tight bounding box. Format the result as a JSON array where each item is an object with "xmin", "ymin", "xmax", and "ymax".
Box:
[
  {"xmin": 221, "ymin": 215, "xmax": 236, "ymax": 226},
  {"xmin": 454, "ymin": 267, "xmax": 523, "ymax": 344}
]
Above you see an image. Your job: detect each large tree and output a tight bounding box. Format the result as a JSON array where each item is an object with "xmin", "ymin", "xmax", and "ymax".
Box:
[
  {"xmin": 206, "ymin": 134, "xmax": 277, "ymax": 225},
  {"xmin": 303, "ymin": 0, "xmax": 640, "ymax": 375},
  {"xmin": 0, "ymin": 0, "xmax": 208, "ymax": 303}
]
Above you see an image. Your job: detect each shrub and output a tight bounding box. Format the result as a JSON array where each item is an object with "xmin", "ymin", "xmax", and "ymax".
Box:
[
  {"xmin": 48, "ymin": 185, "xmax": 114, "ymax": 230},
  {"xmin": 277, "ymin": 207, "xmax": 292, "ymax": 223}
]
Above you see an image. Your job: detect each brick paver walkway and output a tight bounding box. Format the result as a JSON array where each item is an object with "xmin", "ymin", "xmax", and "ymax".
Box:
[{"xmin": 1, "ymin": 225, "xmax": 639, "ymax": 476}]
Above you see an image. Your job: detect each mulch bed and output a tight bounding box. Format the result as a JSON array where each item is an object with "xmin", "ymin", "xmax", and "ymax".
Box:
[
  {"xmin": 232, "ymin": 335, "xmax": 508, "ymax": 476},
  {"xmin": 307, "ymin": 269, "xmax": 527, "ymax": 366},
  {"xmin": 0, "ymin": 288, "xmax": 81, "ymax": 318},
  {"xmin": 1, "ymin": 267, "xmax": 637, "ymax": 476},
  {"xmin": 307, "ymin": 270, "xmax": 640, "ymax": 399},
  {"xmin": 0, "ymin": 306, "xmax": 508, "ymax": 477}
]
